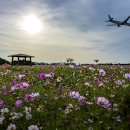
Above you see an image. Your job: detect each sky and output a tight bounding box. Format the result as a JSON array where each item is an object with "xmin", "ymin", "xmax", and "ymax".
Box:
[{"xmin": 0, "ymin": 0, "xmax": 130, "ymax": 64}]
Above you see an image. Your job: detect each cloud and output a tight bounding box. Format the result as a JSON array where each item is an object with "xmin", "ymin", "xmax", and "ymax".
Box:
[{"xmin": 0, "ymin": 0, "xmax": 130, "ymax": 63}]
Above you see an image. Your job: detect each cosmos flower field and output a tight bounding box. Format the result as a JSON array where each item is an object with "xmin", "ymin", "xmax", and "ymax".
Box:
[{"xmin": 0, "ymin": 64, "xmax": 130, "ymax": 130}]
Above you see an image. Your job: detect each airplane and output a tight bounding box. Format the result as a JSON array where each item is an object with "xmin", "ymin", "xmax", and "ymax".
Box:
[{"xmin": 105, "ymin": 15, "xmax": 130, "ymax": 27}]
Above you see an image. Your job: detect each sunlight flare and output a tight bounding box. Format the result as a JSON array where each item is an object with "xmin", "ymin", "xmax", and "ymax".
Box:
[{"xmin": 21, "ymin": 15, "xmax": 43, "ymax": 34}]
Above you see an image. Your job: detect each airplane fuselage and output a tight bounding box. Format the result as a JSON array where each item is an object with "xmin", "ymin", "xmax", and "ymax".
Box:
[{"xmin": 111, "ymin": 20, "xmax": 130, "ymax": 26}]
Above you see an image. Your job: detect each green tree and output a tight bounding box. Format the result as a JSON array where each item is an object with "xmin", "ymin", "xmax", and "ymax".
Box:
[
  {"xmin": 94, "ymin": 59, "xmax": 99, "ymax": 64},
  {"xmin": 0, "ymin": 57, "xmax": 10, "ymax": 65},
  {"xmin": 66, "ymin": 58, "xmax": 74, "ymax": 64}
]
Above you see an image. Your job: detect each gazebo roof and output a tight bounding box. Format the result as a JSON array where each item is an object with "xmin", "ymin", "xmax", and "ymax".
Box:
[{"xmin": 8, "ymin": 54, "xmax": 35, "ymax": 58}]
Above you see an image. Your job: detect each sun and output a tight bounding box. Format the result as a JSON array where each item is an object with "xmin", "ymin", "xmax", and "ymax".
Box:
[{"xmin": 21, "ymin": 15, "xmax": 42, "ymax": 34}]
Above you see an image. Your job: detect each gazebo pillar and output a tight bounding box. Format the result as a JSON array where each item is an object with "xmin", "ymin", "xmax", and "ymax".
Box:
[
  {"xmin": 12, "ymin": 57, "xmax": 14, "ymax": 65},
  {"xmin": 25, "ymin": 57, "xmax": 26, "ymax": 62},
  {"xmin": 18, "ymin": 57, "xmax": 20, "ymax": 65},
  {"xmin": 24, "ymin": 57, "xmax": 26, "ymax": 65},
  {"xmin": 30, "ymin": 57, "xmax": 32, "ymax": 65}
]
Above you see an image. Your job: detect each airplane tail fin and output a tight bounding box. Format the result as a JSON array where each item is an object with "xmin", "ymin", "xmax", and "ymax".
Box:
[
  {"xmin": 108, "ymin": 15, "xmax": 113, "ymax": 20},
  {"xmin": 105, "ymin": 14, "xmax": 113, "ymax": 22}
]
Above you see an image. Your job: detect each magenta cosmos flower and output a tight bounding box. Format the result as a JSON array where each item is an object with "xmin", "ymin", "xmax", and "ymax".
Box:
[
  {"xmin": 69, "ymin": 91, "xmax": 80, "ymax": 99},
  {"xmin": 96, "ymin": 97, "xmax": 111, "ymax": 108},
  {"xmin": 39, "ymin": 73, "xmax": 46, "ymax": 79},
  {"xmin": 39, "ymin": 72, "xmax": 55, "ymax": 78},
  {"xmin": 15, "ymin": 100, "xmax": 22, "ymax": 108}
]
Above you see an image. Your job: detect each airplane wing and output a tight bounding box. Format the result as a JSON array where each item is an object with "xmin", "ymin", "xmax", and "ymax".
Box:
[
  {"xmin": 122, "ymin": 16, "xmax": 130, "ymax": 24},
  {"xmin": 106, "ymin": 24, "xmax": 117, "ymax": 26}
]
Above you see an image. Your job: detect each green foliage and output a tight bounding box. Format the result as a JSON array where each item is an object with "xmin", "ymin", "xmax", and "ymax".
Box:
[{"xmin": 0, "ymin": 65, "xmax": 130, "ymax": 129}]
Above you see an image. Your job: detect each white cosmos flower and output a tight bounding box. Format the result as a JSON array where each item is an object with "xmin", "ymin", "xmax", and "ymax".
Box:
[
  {"xmin": 31, "ymin": 92, "xmax": 40, "ymax": 98},
  {"xmin": 115, "ymin": 116, "xmax": 122, "ymax": 122},
  {"xmin": 69, "ymin": 65, "xmax": 75, "ymax": 69},
  {"xmin": 45, "ymin": 73, "xmax": 52, "ymax": 78},
  {"xmin": 79, "ymin": 96, "xmax": 85, "ymax": 101},
  {"xmin": 85, "ymin": 82, "xmax": 90, "ymax": 87},
  {"xmin": 19, "ymin": 74, "xmax": 25, "ymax": 79},
  {"xmin": 7, "ymin": 123, "xmax": 16, "ymax": 130},
  {"xmin": 89, "ymin": 67, "xmax": 95, "ymax": 71},
  {"xmin": 26, "ymin": 113, "xmax": 32, "ymax": 120},
  {"xmin": 86, "ymin": 101, "xmax": 93, "ymax": 105},
  {"xmin": 113, "ymin": 103, "xmax": 118, "ymax": 108},
  {"xmin": 1, "ymin": 108, "xmax": 9, "ymax": 114},
  {"xmin": 25, "ymin": 107, "xmax": 31, "ymax": 113},
  {"xmin": 88, "ymin": 127, "xmax": 94, "ymax": 130},
  {"xmin": 9, "ymin": 112, "xmax": 23, "ymax": 120},
  {"xmin": 0, "ymin": 115, "xmax": 5, "ymax": 124},
  {"xmin": 88, "ymin": 118, "xmax": 93, "ymax": 123},
  {"xmin": 115, "ymin": 80, "xmax": 122, "ymax": 85},
  {"xmin": 28, "ymin": 125, "xmax": 39, "ymax": 130},
  {"xmin": 65, "ymin": 104, "xmax": 73, "ymax": 114}
]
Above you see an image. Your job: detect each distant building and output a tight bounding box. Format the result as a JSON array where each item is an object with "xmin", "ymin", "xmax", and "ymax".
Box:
[{"xmin": 8, "ymin": 54, "xmax": 34, "ymax": 65}]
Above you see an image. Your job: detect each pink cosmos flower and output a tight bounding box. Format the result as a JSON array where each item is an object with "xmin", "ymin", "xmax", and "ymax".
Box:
[
  {"xmin": 25, "ymin": 94, "xmax": 32, "ymax": 102},
  {"xmin": 2, "ymin": 86, "xmax": 6, "ymax": 89},
  {"xmin": 99, "ymin": 69, "xmax": 106, "ymax": 76},
  {"xmin": 3, "ymin": 91, "xmax": 13, "ymax": 96},
  {"xmin": 96, "ymin": 97, "xmax": 111, "ymax": 108},
  {"xmin": 12, "ymin": 80, "xmax": 17, "ymax": 86},
  {"xmin": 69, "ymin": 91, "xmax": 80, "ymax": 99},
  {"xmin": 20, "ymin": 82, "xmax": 29, "ymax": 90},
  {"xmin": 15, "ymin": 100, "xmax": 22, "ymax": 108},
  {"xmin": 125, "ymin": 73, "xmax": 130, "ymax": 79},
  {"xmin": 53, "ymin": 90, "xmax": 57, "ymax": 94},
  {"xmin": 49, "ymin": 72, "xmax": 55, "ymax": 78},
  {"xmin": 11, "ymin": 82, "xmax": 29, "ymax": 91},
  {"xmin": 0, "ymin": 100, "xmax": 4, "ymax": 109},
  {"xmin": 25, "ymin": 93, "xmax": 39, "ymax": 102},
  {"xmin": 85, "ymin": 82, "xmax": 90, "ymax": 87},
  {"xmin": 79, "ymin": 99, "xmax": 86, "ymax": 106},
  {"xmin": 79, "ymin": 96, "xmax": 86, "ymax": 106},
  {"xmin": 11, "ymin": 84, "xmax": 21, "ymax": 91},
  {"xmin": 96, "ymin": 82, "xmax": 104, "ymax": 87}
]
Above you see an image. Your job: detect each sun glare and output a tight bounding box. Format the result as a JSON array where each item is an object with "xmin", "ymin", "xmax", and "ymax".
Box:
[{"xmin": 21, "ymin": 15, "xmax": 42, "ymax": 34}]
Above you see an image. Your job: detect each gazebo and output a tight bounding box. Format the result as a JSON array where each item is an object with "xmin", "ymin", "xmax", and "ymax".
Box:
[{"xmin": 8, "ymin": 54, "xmax": 35, "ymax": 65}]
